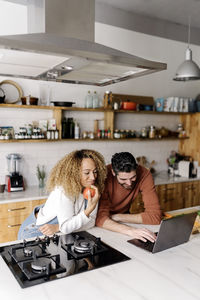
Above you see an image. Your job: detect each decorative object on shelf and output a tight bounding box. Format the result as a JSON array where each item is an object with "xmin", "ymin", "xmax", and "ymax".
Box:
[
  {"xmin": 121, "ymin": 101, "xmax": 137, "ymax": 110},
  {"xmin": 51, "ymin": 101, "xmax": 75, "ymax": 107},
  {"xmin": 92, "ymin": 91, "xmax": 99, "ymax": 108},
  {"xmin": 36, "ymin": 165, "xmax": 46, "ymax": 189},
  {"xmin": 174, "ymin": 16, "xmax": 200, "ymax": 81},
  {"xmin": 0, "ymin": 184, "xmax": 5, "ymax": 193},
  {"xmin": 155, "ymin": 98, "xmax": 165, "ymax": 112},
  {"xmin": 103, "ymin": 91, "xmax": 113, "ymax": 108},
  {"xmin": 136, "ymin": 156, "xmax": 156, "ymax": 174},
  {"xmin": 21, "ymin": 96, "xmax": 38, "ymax": 105},
  {"xmin": 0, "ymin": 126, "xmax": 14, "ymax": 140},
  {"xmin": 0, "ymin": 87, "xmax": 5, "ymax": 104},
  {"xmin": 0, "ymin": 80, "xmax": 23, "ymax": 103},
  {"xmin": 85, "ymin": 90, "xmax": 93, "ymax": 108}
]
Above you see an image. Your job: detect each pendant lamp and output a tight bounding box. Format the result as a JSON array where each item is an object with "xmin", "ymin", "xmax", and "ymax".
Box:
[{"xmin": 173, "ymin": 18, "xmax": 200, "ymax": 81}]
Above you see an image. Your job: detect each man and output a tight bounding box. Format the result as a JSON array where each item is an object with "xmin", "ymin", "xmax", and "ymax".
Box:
[{"xmin": 96, "ymin": 152, "xmax": 162, "ymax": 242}]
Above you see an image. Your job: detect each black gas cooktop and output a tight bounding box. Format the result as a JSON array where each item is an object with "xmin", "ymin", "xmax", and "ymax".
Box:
[{"xmin": 0, "ymin": 231, "xmax": 130, "ymax": 288}]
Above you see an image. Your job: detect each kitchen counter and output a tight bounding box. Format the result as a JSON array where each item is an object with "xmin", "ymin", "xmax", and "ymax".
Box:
[
  {"xmin": 1, "ymin": 206, "xmax": 200, "ymax": 300},
  {"xmin": 0, "ymin": 173, "xmax": 199, "ymax": 205},
  {"xmin": 154, "ymin": 171, "xmax": 200, "ymax": 185},
  {"xmin": 0, "ymin": 186, "xmax": 48, "ymax": 204}
]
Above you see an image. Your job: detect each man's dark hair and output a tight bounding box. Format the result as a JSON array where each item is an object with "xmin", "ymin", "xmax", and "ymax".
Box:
[{"xmin": 111, "ymin": 152, "xmax": 138, "ymax": 175}]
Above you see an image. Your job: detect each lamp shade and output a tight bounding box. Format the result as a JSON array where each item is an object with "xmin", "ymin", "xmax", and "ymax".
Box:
[{"xmin": 173, "ymin": 48, "xmax": 200, "ymax": 81}]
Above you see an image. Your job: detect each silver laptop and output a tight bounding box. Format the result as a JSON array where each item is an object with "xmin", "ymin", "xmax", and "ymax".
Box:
[{"xmin": 127, "ymin": 211, "xmax": 197, "ymax": 253}]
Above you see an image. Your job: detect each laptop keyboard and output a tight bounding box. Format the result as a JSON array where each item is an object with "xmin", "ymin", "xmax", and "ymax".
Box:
[{"xmin": 127, "ymin": 232, "xmax": 158, "ymax": 252}]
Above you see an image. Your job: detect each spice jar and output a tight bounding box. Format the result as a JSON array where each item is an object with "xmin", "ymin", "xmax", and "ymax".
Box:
[
  {"xmin": 141, "ymin": 127, "xmax": 147, "ymax": 138},
  {"xmin": 149, "ymin": 125, "xmax": 156, "ymax": 138},
  {"xmin": 114, "ymin": 129, "xmax": 120, "ymax": 139}
]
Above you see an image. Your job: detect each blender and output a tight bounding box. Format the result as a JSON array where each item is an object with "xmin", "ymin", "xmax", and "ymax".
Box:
[{"xmin": 6, "ymin": 153, "xmax": 24, "ymax": 192}]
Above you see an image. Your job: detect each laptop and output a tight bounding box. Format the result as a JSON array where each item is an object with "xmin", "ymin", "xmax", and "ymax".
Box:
[{"xmin": 127, "ymin": 211, "xmax": 197, "ymax": 253}]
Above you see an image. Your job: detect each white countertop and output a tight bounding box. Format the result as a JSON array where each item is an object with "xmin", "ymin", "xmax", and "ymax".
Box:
[
  {"xmin": 0, "ymin": 186, "xmax": 48, "ymax": 204},
  {"xmin": 1, "ymin": 173, "xmax": 199, "ymax": 204},
  {"xmin": 1, "ymin": 211, "xmax": 200, "ymax": 300},
  {"xmin": 153, "ymin": 171, "xmax": 200, "ymax": 185}
]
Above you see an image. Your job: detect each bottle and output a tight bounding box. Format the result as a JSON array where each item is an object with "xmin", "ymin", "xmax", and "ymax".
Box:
[
  {"xmin": 62, "ymin": 118, "xmax": 67, "ymax": 139},
  {"xmin": 68, "ymin": 118, "xmax": 75, "ymax": 138},
  {"xmin": 189, "ymin": 160, "xmax": 194, "ymax": 178},
  {"xmin": 85, "ymin": 91, "xmax": 93, "ymax": 108},
  {"xmin": 92, "ymin": 91, "xmax": 99, "ymax": 108},
  {"xmin": 74, "ymin": 121, "xmax": 80, "ymax": 139}
]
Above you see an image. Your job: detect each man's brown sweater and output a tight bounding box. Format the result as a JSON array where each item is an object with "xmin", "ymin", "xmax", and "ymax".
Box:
[{"xmin": 96, "ymin": 164, "xmax": 162, "ymax": 227}]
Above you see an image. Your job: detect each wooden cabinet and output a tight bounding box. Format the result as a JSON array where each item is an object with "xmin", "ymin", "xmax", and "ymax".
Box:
[
  {"xmin": 182, "ymin": 181, "xmax": 200, "ymax": 208},
  {"xmin": 129, "ymin": 180, "xmax": 200, "ymax": 215},
  {"xmin": 156, "ymin": 183, "xmax": 183, "ymax": 212},
  {"xmin": 0, "ymin": 198, "xmax": 46, "ymax": 243}
]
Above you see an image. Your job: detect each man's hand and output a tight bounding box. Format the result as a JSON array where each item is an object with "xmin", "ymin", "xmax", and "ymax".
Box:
[
  {"xmin": 126, "ymin": 227, "xmax": 156, "ymax": 242},
  {"xmin": 102, "ymin": 218, "xmax": 156, "ymax": 242},
  {"xmin": 39, "ymin": 224, "xmax": 59, "ymax": 236}
]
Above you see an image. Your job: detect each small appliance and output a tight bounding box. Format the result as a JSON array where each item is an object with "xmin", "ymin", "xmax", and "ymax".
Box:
[{"xmin": 5, "ymin": 153, "xmax": 24, "ymax": 192}]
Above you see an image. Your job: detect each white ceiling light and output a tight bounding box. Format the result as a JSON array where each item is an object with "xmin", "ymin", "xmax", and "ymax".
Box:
[{"xmin": 173, "ymin": 17, "xmax": 200, "ymax": 81}]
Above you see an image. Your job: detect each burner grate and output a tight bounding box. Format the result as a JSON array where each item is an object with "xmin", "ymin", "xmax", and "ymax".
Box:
[{"xmin": 18, "ymin": 255, "xmax": 66, "ymax": 280}]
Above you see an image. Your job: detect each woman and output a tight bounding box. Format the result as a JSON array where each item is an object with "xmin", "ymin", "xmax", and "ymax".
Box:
[{"xmin": 18, "ymin": 149, "xmax": 107, "ymax": 239}]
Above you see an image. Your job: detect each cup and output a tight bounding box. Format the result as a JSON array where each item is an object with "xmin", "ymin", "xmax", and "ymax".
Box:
[{"xmin": 0, "ymin": 184, "xmax": 5, "ymax": 193}]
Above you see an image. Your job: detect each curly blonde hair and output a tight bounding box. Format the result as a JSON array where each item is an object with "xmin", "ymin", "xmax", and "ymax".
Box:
[{"xmin": 46, "ymin": 149, "xmax": 107, "ymax": 201}]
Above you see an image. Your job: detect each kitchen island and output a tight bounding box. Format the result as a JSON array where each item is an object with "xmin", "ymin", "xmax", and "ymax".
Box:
[{"xmin": 1, "ymin": 210, "xmax": 200, "ymax": 300}]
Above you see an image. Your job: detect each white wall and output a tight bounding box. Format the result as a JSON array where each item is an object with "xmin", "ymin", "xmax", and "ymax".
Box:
[{"xmin": 1, "ymin": 22, "xmax": 200, "ymax": 186}]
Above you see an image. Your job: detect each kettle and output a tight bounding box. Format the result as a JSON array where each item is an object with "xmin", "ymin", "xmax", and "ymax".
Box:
[{"xmin": 0, "ymin": 87, "xmax": 5, "ymax": 103}]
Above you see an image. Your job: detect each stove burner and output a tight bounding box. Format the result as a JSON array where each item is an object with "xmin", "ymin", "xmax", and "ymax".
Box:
[
  {"xmin": 18, "ymin": 255, "xmax": 66, "ymax": 280},
  {"xmin": 31, "ymin": 258, "xmax": 50, "ymax": 273},
  {"xmin": 74, "ymin": 239, "xmax": 95, "ymax": 253},
  {"xmin": 23, "ymin": 248, "xmax": 33, "ymax": 257}
]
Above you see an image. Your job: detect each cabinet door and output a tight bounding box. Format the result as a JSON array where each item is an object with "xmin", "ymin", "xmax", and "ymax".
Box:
[
  {"xmin": 0, "ymin": 199, "xmax": 46, "ymax": 243},
  {"xmin": 156, "ymin": 183, "xmax": 183, "ymax": 212},
  {"xmin": 129, "ymin": 193, "xmax": 144, "ymax": 214},
  {"xmin": 182, "ymin": 181, "xmax": 200, "ymax": 207}
]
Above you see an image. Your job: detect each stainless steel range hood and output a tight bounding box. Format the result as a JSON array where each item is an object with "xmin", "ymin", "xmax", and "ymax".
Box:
[{"xmin": 0, "ymin": 0, "xmax": 167, "ymax": 86}]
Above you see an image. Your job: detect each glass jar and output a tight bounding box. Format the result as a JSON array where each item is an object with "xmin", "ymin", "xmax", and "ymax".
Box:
[
  {"xmin": 149, "ymin": 125, "xmax": 156, "ymax": 138},
  {"xmin": 114, "ymin": 129, "xmax": 120, "ymax": 139},
  {"xmin": 141, "ymin": 127, "xmax": 147, "ymax": 138},
  {"xmin": 177, "ymin": 123, "xmax": 184, "ymax": 132},
  {"xmin": 82, "ymin": 131, "xmax": 88, "ymax": 139}
]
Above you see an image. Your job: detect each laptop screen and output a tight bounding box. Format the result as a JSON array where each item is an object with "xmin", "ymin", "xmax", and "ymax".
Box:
[{"xmin": 127, "ymin": 211, "xmax": 197, "ymax": 253}]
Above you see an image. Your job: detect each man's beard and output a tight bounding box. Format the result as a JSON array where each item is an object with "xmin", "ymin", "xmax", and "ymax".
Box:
[{"xmin": 119, "ymin": 181, "xmax": 136, "ymax": 190}]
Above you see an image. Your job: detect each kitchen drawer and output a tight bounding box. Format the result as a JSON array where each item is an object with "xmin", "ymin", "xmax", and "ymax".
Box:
[
  {"xmin": 0, "ymin": 199, "xmax": 46, "ymax": 218},
  {"xmin": 0, "ymin": 214, "xmax": 30, "ymax": 243}
]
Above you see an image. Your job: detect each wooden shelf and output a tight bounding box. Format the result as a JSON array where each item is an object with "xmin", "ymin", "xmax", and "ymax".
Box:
[
  {"xmin": 0, "ymin": 136, "xmax": 189, "ymax": 143},
  {"xmin": 115, "ymin": 110, "xmax": 194, "ymax": 115},
  {"xmin": 0, "ymin": 139, "xmax": 59, "ymax": 143},
  {"xmin": 0, "ymin": 101, "xmax": 191, "ymax": 144},
  {"xmin": 0, "ymin": 103, "xmax": 194, "ymax": 114},
  {"xmin": 0, "ymin": 103, "xmax": 112, "ymax": 112}
]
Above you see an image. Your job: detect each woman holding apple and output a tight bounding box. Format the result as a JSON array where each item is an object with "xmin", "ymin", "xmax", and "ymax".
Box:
[{"xmin": 18, "ymin": 149, "xmax": 107, "ymax": 239}]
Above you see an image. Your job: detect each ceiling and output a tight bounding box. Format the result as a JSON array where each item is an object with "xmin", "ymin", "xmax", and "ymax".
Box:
[{"xmin": 96, "ymin": 0, "xmax": 200, "ymax": 29}]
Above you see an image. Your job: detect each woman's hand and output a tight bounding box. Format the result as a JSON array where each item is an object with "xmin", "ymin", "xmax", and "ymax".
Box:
[
  {"xmin": 39, "ymin": 224, "xmax": 59, "ymax": 236},
  {"xmin": 84, "ymin": 185, "xmax": 99, "ymax": 217}
]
